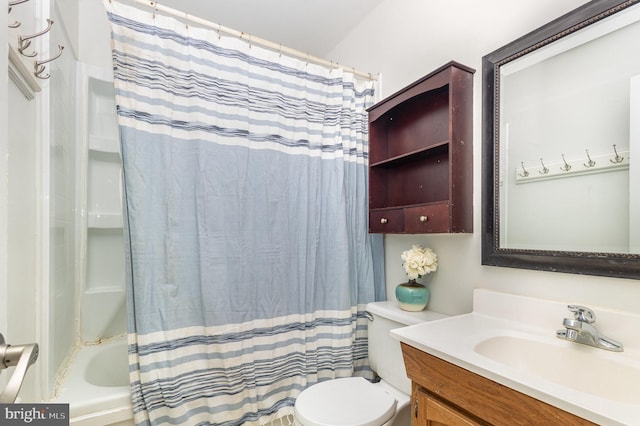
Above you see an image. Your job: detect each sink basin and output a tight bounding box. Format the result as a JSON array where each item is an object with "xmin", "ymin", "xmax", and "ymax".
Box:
[
  {"xmin": 390, "ymin": 289, "xmax": 640, "ymax": 425},
  {"xmin": 474, "ymin": 334, "xmax": 640, "ymax": 404}
]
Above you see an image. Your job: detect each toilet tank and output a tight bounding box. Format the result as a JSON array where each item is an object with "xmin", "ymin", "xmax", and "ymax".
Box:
[{"xmin": 366, "ymin": 301, "xmax": 447, "ymax": 394}]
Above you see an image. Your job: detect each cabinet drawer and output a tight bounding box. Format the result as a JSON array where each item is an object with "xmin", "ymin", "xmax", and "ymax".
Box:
[
  {"xmin": 369, "ymin": 209, "xmax": 404, "ymax": 233},
  {"xmin": 405, "ymin": 204, "xmax": 449, "ymax": 233}
]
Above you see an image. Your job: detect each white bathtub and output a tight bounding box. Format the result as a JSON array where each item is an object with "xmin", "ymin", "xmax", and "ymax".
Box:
[{"xmin": 53, "ymin": 338, "xmax": 134, "ymax": 426}]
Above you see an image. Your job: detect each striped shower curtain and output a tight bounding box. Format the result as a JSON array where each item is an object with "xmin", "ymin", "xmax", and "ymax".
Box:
[{"xmin": 104, "ymin": 2, "xmax": 384, "ymax": 425}]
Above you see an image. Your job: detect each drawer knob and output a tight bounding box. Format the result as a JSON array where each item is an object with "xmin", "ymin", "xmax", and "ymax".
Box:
[
  {"xmin": 419, "ymin": 215, "xmax": 428, "ymax": 222},
  {"xmin": 380, "ymin": 218, "xmax": 388, "ymax": 224}
]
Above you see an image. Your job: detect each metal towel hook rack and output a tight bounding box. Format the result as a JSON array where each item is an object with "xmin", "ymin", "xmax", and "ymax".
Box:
[
  {"xmin": 610, "ymin": 144, "xmax": 624, "ymax": 164},
  {"xmin": 34, "ymin": 45, "xmax": 64, "ymax": 79},
  {"xmin": 538, "ymin": 158, "xmax": 549, "ymax": 175},
  {"xmin": 8, "ymin": 0, "xmax": 31, "ymax": 28},
  {"xmin": 18, "ymin": 18, "xmax": 54, "ymax": 57},
  {"xmin": 8, "ymin": 0, "xmax": 30, "ymax": 12},
  {"xmin": 583, "ymin": 149, "xmax": 596, "ymax": 168},
  {"xmin": 560, "ymin": 154, "xmax": 572, "ymax": 172},
  {"xmin": 518, "ymin": 162, "xmax": 529, "ymax": 178},
  {"xmin": 8, "ymin": 0, "xmax": 31, "ymax": 7}
]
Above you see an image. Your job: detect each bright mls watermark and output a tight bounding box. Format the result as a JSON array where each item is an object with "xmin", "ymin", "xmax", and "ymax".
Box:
[{"xmin": 0, "ymin": 404, "xmax": 69, "ymax": 425}]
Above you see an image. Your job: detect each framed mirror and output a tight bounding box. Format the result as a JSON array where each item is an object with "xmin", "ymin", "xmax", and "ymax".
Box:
[{"xmin": 482, "ymin": 0, "xmax": 640, "ymax": 279}]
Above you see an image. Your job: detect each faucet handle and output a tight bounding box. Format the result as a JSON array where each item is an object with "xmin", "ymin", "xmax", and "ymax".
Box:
[{"xmin": 567, "ymin": 305, "xmax": 596, "ymax": 323}]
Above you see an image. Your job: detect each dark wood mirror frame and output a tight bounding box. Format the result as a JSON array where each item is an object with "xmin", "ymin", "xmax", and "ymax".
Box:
[{"xmin": 482, "ymin": 0, "xmax": 640, "ymax": 280}]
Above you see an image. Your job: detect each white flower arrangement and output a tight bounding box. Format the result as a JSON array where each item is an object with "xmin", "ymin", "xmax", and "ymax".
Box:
[{"xmin": 401, "ymin": 245, "xmax": 438, "ymax": 280}]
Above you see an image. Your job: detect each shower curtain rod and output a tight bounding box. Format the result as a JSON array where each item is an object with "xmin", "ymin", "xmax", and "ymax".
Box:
[{"xmin": 119, "ymin": 0, "xmax": 379, "ymax": 81}]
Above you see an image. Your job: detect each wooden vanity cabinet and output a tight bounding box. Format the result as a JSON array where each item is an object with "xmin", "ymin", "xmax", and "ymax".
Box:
[
  {"xmin": 367, "ymin": 61, "xmax": 474, "ymax": 234},
  {"xmin": 413, "ymin": 385, "xmax": 483, "ymax": 426},
  {"xmin": 401, "ymin": 343, "xmax": 597, "ymax": 426}
]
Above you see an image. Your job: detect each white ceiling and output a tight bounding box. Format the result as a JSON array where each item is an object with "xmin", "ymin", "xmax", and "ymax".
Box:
[{"xmin": 158, "ymin": 0, "xmax": 384, "ymax": 58}]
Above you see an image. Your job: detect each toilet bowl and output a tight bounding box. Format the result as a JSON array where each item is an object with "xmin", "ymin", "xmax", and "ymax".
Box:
[
  {"xmin": 293, "ymin": 377, "xmax": 409, "ymax": 426},
  {"xmin": 293, "ymin": 301, "xmax": 447, "ymax": 426}
]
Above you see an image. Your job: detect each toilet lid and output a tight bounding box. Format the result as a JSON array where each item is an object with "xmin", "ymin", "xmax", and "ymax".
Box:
[{"xmin": 294, "ymin": 377, "xmax": 397, "ymax": 426}]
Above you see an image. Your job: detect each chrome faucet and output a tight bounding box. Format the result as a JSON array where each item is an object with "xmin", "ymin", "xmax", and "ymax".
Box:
[{"xmin": 556, "ymin": 305, "xmax": 623, "ymax": 352}]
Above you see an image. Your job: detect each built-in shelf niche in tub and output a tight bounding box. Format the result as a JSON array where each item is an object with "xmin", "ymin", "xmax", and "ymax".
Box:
[{"xmin": 83, "ymin": 75, "xmax": 126, "ymax": 342}]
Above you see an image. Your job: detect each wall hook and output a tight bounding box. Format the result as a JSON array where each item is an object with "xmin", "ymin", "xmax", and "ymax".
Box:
[
  {"xmin": 8, "ymin": 1, "xmax": 29, "ymax": 28},
  {"xmin": 18, "ymin": 18, "xmax": 53, "ymax": 57},
  {"xmin": 538, "ymin": 158, "xmax": 549, "ymax": 175},
  {"xmin": 610, "ymin": 144, "xmax": 624, "ymax": 164},
  {"xmin": 518, "ymin": 162, "xmax": 529, "ymax": 177},
  {"xmin": 560, "ymin": 154, "xmax": 571, "ymax": 172},
  {"xmin": 8, "ymin": 0, "xmax": 30, "ymax": 16},
  {"xmin": 8, "ymin": 0, "xmax": 31, "ymax": 7},
  {"xmin": 34, "ymin": 45, "xmax": 64, "ymax": 79},
  {"xmin": 583, "ymin": 149, "xmax": 596, "ymax": 168}
]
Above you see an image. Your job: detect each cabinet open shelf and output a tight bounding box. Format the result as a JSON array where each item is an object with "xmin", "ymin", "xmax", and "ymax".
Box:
[
  {"xmin": 89, "ymin": 135, "xmax": 120, "ymax": 155},
  {"xmin": 88, "ymin": 212, "xmax": 123, "ymax": 229},
  {"xmin": 370, "ymin": 144, "xmax": 449, "ymax": 209},
  {"xmin": 367, "ymin": 61, "xmax": 475, "ymax": 234},
  {"xmin": 369, "ymin": 140, "xmax": 449, "ymax": 168}
]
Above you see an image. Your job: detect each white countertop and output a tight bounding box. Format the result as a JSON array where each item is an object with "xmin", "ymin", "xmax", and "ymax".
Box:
[{"xmin": 390, "ymin": 289, "xmax": 640, "ymax": 426}]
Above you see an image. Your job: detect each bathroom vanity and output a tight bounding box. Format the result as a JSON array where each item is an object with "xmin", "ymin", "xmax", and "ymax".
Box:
[
  {"xmin": 392, "ymin": 289, "xmax": 640, "ymax": 426},
  {"xmin": 402, "ymin": 344, "xmax": 594, "ymax": 425}
]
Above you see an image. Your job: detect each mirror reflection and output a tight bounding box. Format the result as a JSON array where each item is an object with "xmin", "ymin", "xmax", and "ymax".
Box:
[
  {"xmin": 482, "ymin": 0, "xmax": 640, "ymax": 279},
  {"xmin": 499, "ymin": 6, "xmax": 640, "ymax": 253}
]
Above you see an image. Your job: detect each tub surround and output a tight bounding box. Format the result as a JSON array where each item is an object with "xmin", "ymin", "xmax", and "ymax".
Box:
[
  {"xmin": 80, "ymin": 67, "xmax": 126, "ymax": 343},
  {"xmin": 391, "ymin": 289, "xmax": 640, "ymax": 425},
  {"xmin": 52, "ymin": 338, "xmax": 133, "ymax": 426}
]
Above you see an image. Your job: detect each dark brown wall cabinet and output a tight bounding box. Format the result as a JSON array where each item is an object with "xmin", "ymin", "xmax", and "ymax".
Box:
[{"xmin": 368, "ymin": 61, "xmax": 475, "ymax": 234}]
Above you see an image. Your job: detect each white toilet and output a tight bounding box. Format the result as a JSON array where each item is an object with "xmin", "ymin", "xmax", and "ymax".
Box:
[{"xmin": 294, "ymin": 301, "xmax": 447, "ymax": 426}]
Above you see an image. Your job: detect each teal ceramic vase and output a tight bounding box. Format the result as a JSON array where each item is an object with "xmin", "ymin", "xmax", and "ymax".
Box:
[{"xmin": 395, "ymin": 279, "xmax": 429, "ymax": 311}]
